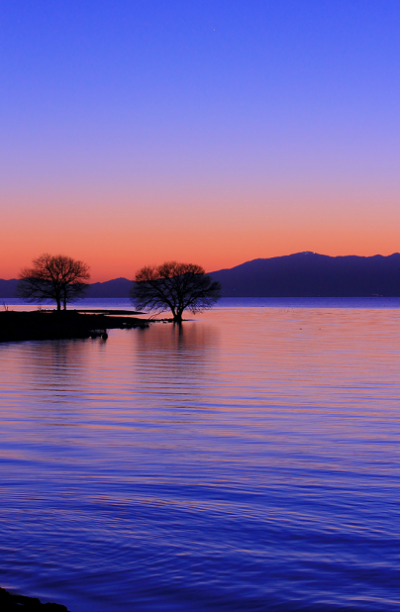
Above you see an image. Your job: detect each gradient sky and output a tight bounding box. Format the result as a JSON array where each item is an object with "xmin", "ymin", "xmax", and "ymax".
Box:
[{"xmin": 1, "ymin": 1, "xmax": 400, "ymax": 281}]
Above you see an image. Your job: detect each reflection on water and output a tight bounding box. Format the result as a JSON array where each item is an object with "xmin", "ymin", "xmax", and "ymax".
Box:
[
  {"xmin": 134, "ymin": 323, "xmax": 219, "ymax": 406},
  {"xmin": 0, "ymin": 304, "xmax": 399, "ymax": 611}
]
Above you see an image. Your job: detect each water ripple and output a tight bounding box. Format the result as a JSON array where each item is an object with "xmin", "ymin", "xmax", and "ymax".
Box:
[{"xmin": 0, "ymin": 303, "xmax": 399, "ymax": 610}]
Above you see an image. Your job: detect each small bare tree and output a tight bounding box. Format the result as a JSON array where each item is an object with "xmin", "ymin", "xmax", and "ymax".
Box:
[
  {"xmin": 130, "ymin": 261, "xmax": 221, "ymax": 322},
  {"xmin": 16, "ymin": 254, "xmax": 90, "ymax": 310}
]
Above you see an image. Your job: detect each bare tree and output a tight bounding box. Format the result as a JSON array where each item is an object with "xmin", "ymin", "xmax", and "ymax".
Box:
[
  {"xmin": 130, "ymin": 261, "xmax": 221, "ymax": 322},
  {"xmin": 16, "ymin": 254, "xmax": 90, "ymax": 310}
]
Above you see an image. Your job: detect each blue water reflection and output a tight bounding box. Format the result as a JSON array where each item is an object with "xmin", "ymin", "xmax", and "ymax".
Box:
[{"xmin": 0, "ymin": 302, "xmax": 399, "ymax": 611}]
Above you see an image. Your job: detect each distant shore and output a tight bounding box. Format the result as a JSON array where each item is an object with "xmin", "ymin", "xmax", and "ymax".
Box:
[
  {"xmin": 0, "ymin": 586, "xmax": 69, "ymax": 610},
  {"xmin": 0, "ymin": 309, "xmax": 152, "ymax": 343}
]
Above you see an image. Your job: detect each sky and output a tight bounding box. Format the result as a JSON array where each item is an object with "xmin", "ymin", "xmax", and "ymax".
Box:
[{"xmin": 1, "ymin": 1, "xmax": 400, "ymax": 281}]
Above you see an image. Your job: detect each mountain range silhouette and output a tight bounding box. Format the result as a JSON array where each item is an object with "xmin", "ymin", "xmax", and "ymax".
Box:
[
  {"xmin": 2, "ymin": 253, "xmax": 400, "ymax": 298},
  {"xmin": 211, "ymin": 252, "xmax": 400, "ymax": 297}
]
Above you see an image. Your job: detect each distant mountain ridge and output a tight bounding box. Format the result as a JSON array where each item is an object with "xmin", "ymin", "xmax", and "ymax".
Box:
[
  {"xmin": 0, "ymin": 277, "xmax": 133, "ymax": 299},
  {"xmin": 86, "ymin": 277, "xmax": 132, "ymax": 298},
  {"xmin": 2, "ymin": 253, "xmax": 400, "ymax": 298},
  {"xmin": 210, "ymin": 252, "xmax": 400, "ymax": 297},
  {"xmin": 0, "ymin": 278, "xmax": 18, "ymax": 299}
]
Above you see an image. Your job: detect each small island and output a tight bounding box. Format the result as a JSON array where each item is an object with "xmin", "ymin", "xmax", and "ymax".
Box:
[{"xmin": 0, "ymin": 254, "xmax": 221, "ymax": 343}]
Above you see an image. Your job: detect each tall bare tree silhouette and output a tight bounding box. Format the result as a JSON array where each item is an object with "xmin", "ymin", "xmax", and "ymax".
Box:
[
  {"xmin": 131, "ymin": 261, "xmax": 221, "ymax": 322},
  {"xmin": 16, "ymin": 254, "xmax": 90, "ymax": 310}
]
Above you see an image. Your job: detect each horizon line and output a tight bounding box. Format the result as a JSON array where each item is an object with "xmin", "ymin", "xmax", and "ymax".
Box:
[{"xmin": 2, "ymin": 251, "xmax": 400, "ymax": 283}]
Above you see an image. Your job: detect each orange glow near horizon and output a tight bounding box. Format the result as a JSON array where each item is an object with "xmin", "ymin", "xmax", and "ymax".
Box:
[{"xmin": 2, "ymin": 187, "xmax": 400, "ymax": 282}]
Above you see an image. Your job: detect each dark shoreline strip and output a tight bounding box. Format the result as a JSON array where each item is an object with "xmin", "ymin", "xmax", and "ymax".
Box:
[
  {"xmin": 0, "ymin": 310, "xmax": 152, "ymax": 343},
  {"xmin": 0, "ymin": 586, "xmax": 70, "ymax": 611}
]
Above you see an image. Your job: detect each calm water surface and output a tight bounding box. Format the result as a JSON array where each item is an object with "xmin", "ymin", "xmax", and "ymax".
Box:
[{"xmin": 0, "ymin": 300, "xmax": 399, "ymax": 611}]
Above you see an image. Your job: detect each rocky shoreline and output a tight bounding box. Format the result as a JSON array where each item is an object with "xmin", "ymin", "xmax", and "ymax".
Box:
[{"xmin": 0, "ymin": 586, "xmax": 70, "ymax": 611}]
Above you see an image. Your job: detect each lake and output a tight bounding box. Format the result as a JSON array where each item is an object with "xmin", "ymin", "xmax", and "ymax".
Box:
[{"xmin": 0, "ymin": 299, "xmax": 399, "ymax": 611}]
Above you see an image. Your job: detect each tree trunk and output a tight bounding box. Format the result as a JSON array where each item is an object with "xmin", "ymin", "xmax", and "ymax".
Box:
[{"xmin": 174, "ymin": 310, "xmax": 183, "ymax": 323}]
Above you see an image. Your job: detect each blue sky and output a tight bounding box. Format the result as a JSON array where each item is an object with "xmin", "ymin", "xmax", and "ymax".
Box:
[{"xmin": 1, "ymin": 1, "xmax": 400, "ymax": 279}]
